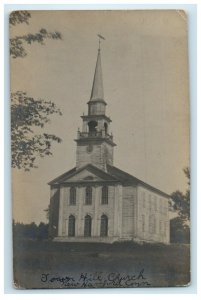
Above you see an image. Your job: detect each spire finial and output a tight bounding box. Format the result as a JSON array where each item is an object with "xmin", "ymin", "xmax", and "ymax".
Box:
[{"xmin": 97, "ymin": 34, "xmax": 105, "ymax": 52}]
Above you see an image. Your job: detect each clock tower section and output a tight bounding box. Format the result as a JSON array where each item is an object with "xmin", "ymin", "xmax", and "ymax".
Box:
[{"xmin": 75, "ymin": 47, "xmax": 116, "ymax": 171}]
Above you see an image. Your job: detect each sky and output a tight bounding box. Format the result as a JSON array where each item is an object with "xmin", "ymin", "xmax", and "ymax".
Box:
[{"xmin": 11, "ymin": 10, "xmax": 190, "ymax": 224}]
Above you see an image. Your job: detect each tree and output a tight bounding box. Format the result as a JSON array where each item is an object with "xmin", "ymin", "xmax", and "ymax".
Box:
[
  {"xmin": 37, "ymin": 222, "xmax": 49, "ymax": 240},
  {"xmin": 171, "ymin": 167, "xmax": 190, "ymax": 221},
  {"xmin": 10, "ymin": 11, "xmax": 63, "ymax": 170},
  {"xmin": 170, "ymin": 167, "xmax": 190, "ymax": 243},
  {"xmin": 170, "ymin": 217, "xmax": 190, "ymax": 244},
  {"xmin": 44, "ymin": 204, "xmax": 50, "ymax": 222},
  {"xmin": 11, "ymin": 92, "xmax": 62, "ymax": 170},
  {"xmin": 10, "ymin": 11, "xmax": 62, "ymax": 58},
  {"xmin": 13, "ymin": 221, "xmax": 49, "ymax": 240}
]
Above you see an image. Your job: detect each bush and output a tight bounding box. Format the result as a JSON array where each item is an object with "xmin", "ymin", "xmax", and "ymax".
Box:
[
  {"xmin": 13, "ymin": 221, "xmax": 49, "ymax": 240},
  {"xmin": 170, "ymin": 217, "xmax": 190, "ymax": 244}
]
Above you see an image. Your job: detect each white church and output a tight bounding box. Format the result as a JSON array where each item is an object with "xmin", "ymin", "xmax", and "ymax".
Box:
[{"xmin": 48, "ymin": 44, "xmax": 170, "ymax": 244}]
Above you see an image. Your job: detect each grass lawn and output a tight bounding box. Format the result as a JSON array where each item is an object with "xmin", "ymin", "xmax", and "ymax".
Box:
[{"xmin": 13, "ymin": 239, "xmax": 190, "ymax": 289}]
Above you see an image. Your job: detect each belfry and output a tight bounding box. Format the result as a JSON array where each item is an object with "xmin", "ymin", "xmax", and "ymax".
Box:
[
  {"xmin": 48, "ymin": 42, "xmax": 170, "ymax": 244},
  {"xmin": 75, "ymin": 46, "xmax": 115, "ymax": 170}
]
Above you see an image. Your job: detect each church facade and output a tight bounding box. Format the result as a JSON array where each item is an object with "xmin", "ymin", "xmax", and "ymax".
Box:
[{"xmin": 48, "ymin": 46, "xmax": 170, "ymax": 244}]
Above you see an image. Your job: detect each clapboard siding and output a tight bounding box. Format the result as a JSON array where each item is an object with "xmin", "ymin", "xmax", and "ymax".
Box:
[
  {"xmin": 136, "ymin": 185, "xmax": 170, "ymax": 244},
  {"xmin": 122, "ymin": 186, "xmax": 136, "ymax": 237},
  {"xmin": 76, "ymin": 142, "xmax": 113, "ymax": 170},
  {"xmin": 61, "ymin": 185, "xmax": 116, "ymax": 237},
  {"xmin": 48, "ymin": 188, "xmax": 60, "ymax": 238}
]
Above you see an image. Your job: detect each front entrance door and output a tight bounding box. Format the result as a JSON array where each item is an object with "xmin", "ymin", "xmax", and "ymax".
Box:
[
  {"xmin": 100, "ymin": 215, "xmax": 108, "ymax": 237},
  {"xmin": 84, "ymin": 215, "xmax": 92, "ymax": 237}
]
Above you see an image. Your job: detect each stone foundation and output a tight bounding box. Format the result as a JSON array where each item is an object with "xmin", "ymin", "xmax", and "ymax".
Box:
[{"xmin": 53, "ymin": 236, "xmax": 118, "ymax": 243}]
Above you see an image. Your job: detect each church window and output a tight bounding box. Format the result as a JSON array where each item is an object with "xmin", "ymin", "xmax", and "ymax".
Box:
[
  {"xmin": 69, "ymin": 187, "xmax": 76, "ymax": 205},
  {"xmin": 104, "ymin": 122, "xmax": 108, "ymax": 135},
  {"xmin": 83, "ymin": 176, "xmax": 94, "ymax": 181},
  {"xmin": 159, "ymin": 198, "xmax": 163, "ymax": 213},
  {"xmin": 100, "ymin": 215, "xmax": 108, "ymax": 237},
  {"xmin": 149, "ymin": 215, "xmax": 156, "ymax": 234},
  {"xmin": 85, "ymin": 186, "xmax": 92, "ymax": 205},
  {"xmin": 84, "ymin": 215, "xmax": 92, "ymax": 237},
  {"xmin": 101, "ymin": 186, "xmax": 108, "ymax": 204},
  {"xmin": 164, "ymin": 204, "xmax": 168, "ymax": 215},
  {"xmin": 88, "ymin": 120, "xmax": 98, "ymax": 136},
  {"xmin": 149, "ymin": 195, "xmax": 152, "ymax": 212},
  {"xmin": 159, "ymin": 220, "xmax": 163, "ymax": 235},
  {"xmin": 68, "ymin": 215, "xmax": 75, "ymax": 237}
]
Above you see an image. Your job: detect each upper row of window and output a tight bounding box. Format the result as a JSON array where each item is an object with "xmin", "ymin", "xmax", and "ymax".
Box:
[
  {"xmin": 141, "ymin": 192, "xmax": 168, "ymax": 214},
  {"xmin": 69, "ymin": 186, "xmax": 108, "ymax": 205}
]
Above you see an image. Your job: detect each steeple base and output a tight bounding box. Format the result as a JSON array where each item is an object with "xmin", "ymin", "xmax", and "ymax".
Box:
[{"xmin": 75, "ymin": 139, "xmax": 114, "ymax": 171}]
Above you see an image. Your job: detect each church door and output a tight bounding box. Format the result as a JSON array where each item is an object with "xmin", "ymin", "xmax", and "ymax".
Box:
[
  {"xmin": 100, "ymin": 215, "xmax": 108, "ymax": 237},
  {"xmin": 68, "ymin": 215, "xmax": 75, "ymax": 237},
  {"xmin": 84, "ymin": 215, "xmax": 92, "ymax": 237}
]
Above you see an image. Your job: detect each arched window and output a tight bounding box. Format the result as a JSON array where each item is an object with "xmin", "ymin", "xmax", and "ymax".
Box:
[
  {"xmin": 88, "ymin": 120, "xmax": 98, "ymax": 135},
  {"xmin": 69, "ymin": 187, "xmax": 76, "ymax": 205},
  {"xmin": 84, "ymin": 215, "xmax": 92, "ymax": 237},
  {"xmin": 100, "ymin": 215, "xmax": 108, "ymax": 237},
  {"xmin": 104, "ymin": 122, "xmax": 108, "ymax": 135},
  {"xmin": 85, "ymin": 186, "xmax": 92, "ymax": 205},
  {"xmin": 68, "ymin": 215, "xmax": 75, "ymax": 237},
  {"xmin": 101, "ymin": 186, "xmax": 108, "ymax": 204}
]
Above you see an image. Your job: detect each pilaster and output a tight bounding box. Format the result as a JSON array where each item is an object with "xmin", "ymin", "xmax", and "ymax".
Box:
[
  {"xmin": 114, "ymin": 184, "xmax": 123, "ymax": 238},
  {"xmin": 58, "ymin": 187, "xmax": 64, "ymax": 236},
  {"xmin": 93, "ymin": 186, "xmax": 100, "ymax": 236},
  {"xmin": 77, "ymin": 186, "xmax": 83, "ymax": 236}
]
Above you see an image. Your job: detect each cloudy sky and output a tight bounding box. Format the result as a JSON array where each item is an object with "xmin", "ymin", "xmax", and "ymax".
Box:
[{"xmin": 11, "ymin": 10, "xmax": 190, "ymax": 224}]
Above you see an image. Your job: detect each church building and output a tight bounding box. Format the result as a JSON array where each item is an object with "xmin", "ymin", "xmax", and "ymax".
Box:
[{"xmin": 48, "ymin": 44, "xmax": 170, "ymax": 244}]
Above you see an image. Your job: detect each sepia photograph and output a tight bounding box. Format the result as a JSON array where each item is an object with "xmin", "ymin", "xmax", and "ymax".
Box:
[{"xmin": 10, "ymin": 10, "xmax": 190, "ymax": 289}]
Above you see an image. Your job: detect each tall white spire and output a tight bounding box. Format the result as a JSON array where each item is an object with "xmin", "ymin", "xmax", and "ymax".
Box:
[{"xmin": 90, "ymin": 48, "xmax": 104, "ymax": 101}]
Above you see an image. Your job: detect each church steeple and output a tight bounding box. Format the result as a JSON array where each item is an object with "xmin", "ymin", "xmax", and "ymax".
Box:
[
  {"xmin": 75, "ymin": 42, "xmax": 116, "ymax": 170},
  {"xmin": 87, "ymin": 46, "xmax": 107, "ymax": 116},
  {"xmin": 90, "ymin": 48, "xmax": 104, "ymax": 101}
]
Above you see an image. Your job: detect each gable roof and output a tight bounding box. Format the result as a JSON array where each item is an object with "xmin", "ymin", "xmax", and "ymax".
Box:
[
  {"xmin": 106, "ymin": 164, "xmax": 139, "ymax": 183},
  {"xmin": 48, "ymin": 163, "xmax": 170, "ymax": 198},
  {"xmin": 48, "ymin": 164, "xmax": 118, "ymax": 185},
  {"xmin": 106, "ymin": 164, "xmax": 170, "ymax": 198},
  {"xmin": 48, "ymin": 167, "xmax": 77, "ymax": 185}
]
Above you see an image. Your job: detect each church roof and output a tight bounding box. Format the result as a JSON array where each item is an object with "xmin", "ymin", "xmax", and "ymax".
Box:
[
  {"xmin": 90, "ymin": 49, "xmax": 104, "ymax": 101},
  {"xmin": 48, "ymin": 164, "xmax": 118, "ymax": 185},
  {"xmin": 48, "ymin": 167, "xmax": 77, "ymax": 185},
  {"xmin": 48, "ymin": 163, "xmax": 170, "ymax": 198},
  {"xmin": 106, "ymin": 164, "xmax": 170, "ymax": 198}
]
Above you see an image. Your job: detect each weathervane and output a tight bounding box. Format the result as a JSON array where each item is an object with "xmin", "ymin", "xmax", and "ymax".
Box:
[{"xmin": 97, "ymin": 34, "xmax": 105, "ymax": 50}]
